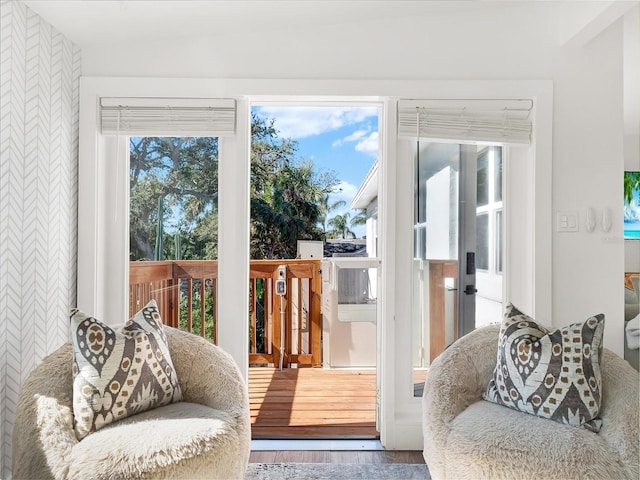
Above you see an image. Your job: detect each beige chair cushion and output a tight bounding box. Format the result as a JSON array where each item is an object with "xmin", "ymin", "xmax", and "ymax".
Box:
[
  {"xmin": 69, "ymin": 402, "xmax": 239, "ymax": 479},
  {"xmin": 12, "ymin": 327, "xmax": 251, "ymax": 480},
  {"xmin": 448, "ymin": 400, "xmax": 620, "ymax": 479},
  {"xmin": 423, "ymin": 324, "xmax": 640, "ymax": 480}
]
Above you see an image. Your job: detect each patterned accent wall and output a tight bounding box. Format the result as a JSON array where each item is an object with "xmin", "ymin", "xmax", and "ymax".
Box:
[{"xmin": 0, "ymin": 1, "xmax": 81, "ymax": 476}]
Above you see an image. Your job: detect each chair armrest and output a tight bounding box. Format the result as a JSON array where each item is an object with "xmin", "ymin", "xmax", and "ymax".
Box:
[
  {"xmin": 423, "ymin": 325, "xmax": 499, "ymax": 423},
  {"xmin": 598, "ymin": 350, "xmax": 640, "ymax": 476},
  {"xmin": 13, "ymin": 345, "xmax": 78, "ymax": 480},
  {"xmin": 166, "ymin": 327, "xmax": 249, "ymax": 422},
  {"xmin": 422, "ymin": 324, "xmax": 499, "ymax": 459}
]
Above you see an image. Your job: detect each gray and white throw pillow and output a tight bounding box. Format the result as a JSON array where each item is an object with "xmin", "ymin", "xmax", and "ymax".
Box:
[
  {"xmin": 483, "ymin": 303, "xmax": 604, "ymax": 432},
  {"xmin": 70, "ymin": 300, "xmax": 182, "ymax": 439}
]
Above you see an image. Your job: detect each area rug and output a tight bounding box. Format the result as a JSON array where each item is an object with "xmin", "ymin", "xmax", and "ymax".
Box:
[{"xmin": 245, "ymin": 462, "xmax": 430, "ymax": 479}]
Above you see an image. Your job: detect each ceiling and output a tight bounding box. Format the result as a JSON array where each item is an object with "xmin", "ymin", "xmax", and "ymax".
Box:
[
  {"xmin": 25, "ymin": 0, "xmax": 612, "ymax": 51},
  {"xmin": 23, "ymin": 0, "xmax": 501, "ymax": 49}
]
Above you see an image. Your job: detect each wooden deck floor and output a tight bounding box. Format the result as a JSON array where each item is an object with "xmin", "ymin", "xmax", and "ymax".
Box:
[{"xmin": 249, "ymin": 367, "xmax": 378, "ymax": 439}]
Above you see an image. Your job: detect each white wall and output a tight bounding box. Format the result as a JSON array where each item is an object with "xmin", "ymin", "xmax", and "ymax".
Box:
[
  {"xmin": 552, "ymin": 19, "xmax": 625, "ymax": 353},
  {"xmin": 81, "ymin": 2, "xmax": 560, "ymax": 79},
  {"xmin": 0, "ymin": 1, "xmax": 81, "ymax": 476}
]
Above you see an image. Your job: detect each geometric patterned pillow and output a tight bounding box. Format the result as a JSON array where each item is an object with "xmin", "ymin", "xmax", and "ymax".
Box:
[
  {"xmin": 483, "ymin": 303, "xmax": 605, "ymax": 432},
  {"xmin": 69, "ymin": 300, "xmax": 182, "ymax": 439}
]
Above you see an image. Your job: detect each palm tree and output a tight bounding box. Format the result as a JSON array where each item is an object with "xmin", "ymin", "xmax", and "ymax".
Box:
[
  {"xmin": 624, "ymin": 171, "xmax": 640, "ymax": 205},
  {"xmin": 328, "ymin": 212, "xmax": 355, "ymax": 239},
  {"xmin": 250, "ymin": 162, "xmax": 326, "ymax": 259},
  {"xmin": 319, "ymin": 193, "xmax": 346, "ymax": 234},
  {"xmin": 350, "ymin": 208, "xmax": 367, "ymax": 229}
]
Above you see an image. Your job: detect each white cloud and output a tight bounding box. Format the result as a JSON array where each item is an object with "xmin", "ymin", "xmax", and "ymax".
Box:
[
  {"xmin": 332, "ymin": 128, "xmax": 379, "ymax": 157},
  {"xmin": 332, "ymin": 128, "xmax": 370, "ymax": 147},
  {"xmin": 329, "ymin": 180, "xmax": 359, "ymax": 208},
  {"xmin": 355, "ymin": 131, "xmax": 379, "ymax": 157},
  {"xmin": 254, "ymin": 106, "xmax": 378, "ymax": 139},
  {"xmin": 343, "ymin": 129, "xmax": 369, "ymax": 142}
]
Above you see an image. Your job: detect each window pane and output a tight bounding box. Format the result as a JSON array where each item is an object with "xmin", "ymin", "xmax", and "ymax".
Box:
[
  {"xmin": 477, "ymin": 149, "xmax": 489, "ymax": 207},
  {"xmin": 412, "ymin": 142, "xmax": 460, "ymax": 397},
  {"xmin": 494, "ymin": 147, "xmax": 503, "ymax": 202},
  {"xmin": 129, "ymin": 136, "xmax": 219, "ymax": 342},
  {"xmin": 129, "ymin": 136, "xmax": 219, "ymax": 262},
  {"xmin": 476, "ymin": 213, "xmax": 489, "ymax": 270}
]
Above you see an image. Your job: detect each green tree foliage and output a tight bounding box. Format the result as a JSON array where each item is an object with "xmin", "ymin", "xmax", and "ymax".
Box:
[
  {"xmin": 318, "ymin": 193, "xmax": 346, "ymax": 235},
  {"xmin": 327, "ymin": 212, "xmax": 356, "ymax": 239},
  {"xmin": 350, "ymin": 208, "xmax": 367, "ymax": 228},
  {"xmin": 129, "ymin": 114, "xmax": 340, "ymax": 261},
  {"xmin": 130, "ymin": 136, "xmax": 219, "ymax": 260},
  {"xmin": 249, "ymin": 113, "xmax": 339, "ymax": 259},
  {"xmin": 624, "ymin": 171, "xmax": 640, "ymax": 205},
  {"xmin": 178, "ymin": 280, "xmax": 216, "ymax": 340}
]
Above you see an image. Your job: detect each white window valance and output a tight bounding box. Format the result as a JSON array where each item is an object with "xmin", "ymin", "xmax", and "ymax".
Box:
[
  {"xmin": 397, "ymin": 99, "xmax": 533, "ymax": 145},
  {"xmin": 100, "ymin": 97, "xmax": 236, "ymax": 136}
]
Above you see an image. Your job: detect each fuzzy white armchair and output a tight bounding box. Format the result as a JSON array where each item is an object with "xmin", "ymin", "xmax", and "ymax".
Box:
[
  {"xmin": 12, "ymin": 327, "xmax": 251, "ymax": 480},
  {"xmin": 423, "ymin": 324, "xmax": 639, "ymax": 480}
]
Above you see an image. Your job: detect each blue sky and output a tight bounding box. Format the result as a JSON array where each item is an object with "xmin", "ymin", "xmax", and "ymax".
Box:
[{"xmin": 252, "ymin": 105, "xmax": 379, "ymax": 238}]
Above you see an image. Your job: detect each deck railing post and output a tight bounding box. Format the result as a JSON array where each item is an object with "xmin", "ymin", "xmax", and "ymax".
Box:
[
  {"xmin": 310, "ymin": 263, "xmax": 323, "ymax": 367},
  {"xmin": 284, "ymin": 276, "xmax": 293, "ymax": 368},
  {"xmin": 130, "ymin": 258, "xmax": 323, "ymax": 367},
  {"xmin": 272, "ymin": 270, "xmax": 282, "ymax": 369}
]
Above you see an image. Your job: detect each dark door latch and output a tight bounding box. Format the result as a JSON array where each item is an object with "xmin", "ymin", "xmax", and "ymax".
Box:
[{"xmin": 464, "ymin": 285, "xmax": 478, "ymax": 295}]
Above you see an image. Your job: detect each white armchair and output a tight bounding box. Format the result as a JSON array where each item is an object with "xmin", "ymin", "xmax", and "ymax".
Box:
[
  {"xmin": 423, "ymin": 325, "xmax": 639, "ymax": 480},
  {"xmin": 12, "ymin": 327, "xmax": 251, "ymax": 480}
]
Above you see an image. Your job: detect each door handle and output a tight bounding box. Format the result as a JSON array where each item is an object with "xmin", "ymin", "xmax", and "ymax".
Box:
[{"xmin": 464, "ymin": 285, "xmax": 477, "ymax": 295}]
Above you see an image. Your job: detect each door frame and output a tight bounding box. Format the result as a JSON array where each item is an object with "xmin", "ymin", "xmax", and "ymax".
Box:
[
  {"xmin": 78, "ymin": 77, "xmax": 552, "ymax": 450},
  {"xmin": 458, "ymin": 144, "xmax": 478, "ymax": 337}
]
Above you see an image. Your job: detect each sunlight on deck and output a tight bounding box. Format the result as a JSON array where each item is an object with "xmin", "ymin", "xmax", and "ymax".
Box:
[{"xmin": 249, "ymin": 367, "xmax": 378, "ymax": 439}]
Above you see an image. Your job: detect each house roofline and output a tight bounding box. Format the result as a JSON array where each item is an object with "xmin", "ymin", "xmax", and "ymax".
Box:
[{"xmin": 351, "ymin": 160, "xmax": 378, "ymax": 210}]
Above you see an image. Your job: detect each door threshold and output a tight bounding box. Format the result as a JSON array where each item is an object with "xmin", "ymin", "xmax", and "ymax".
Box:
[{"xmin": 251, "ymin": 439, "xmax": 384, "ymax": 451}]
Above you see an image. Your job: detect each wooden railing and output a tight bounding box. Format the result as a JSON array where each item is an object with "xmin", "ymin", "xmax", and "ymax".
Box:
[{"xmin": 129, "ymin": 259, "xmax": 323, "ymax": 367}]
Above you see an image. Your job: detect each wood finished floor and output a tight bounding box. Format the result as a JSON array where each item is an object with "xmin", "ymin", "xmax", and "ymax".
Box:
[
  {"xmin": 249, "ymin": 450, "xmax": 425, "ymax": 464},
  {"xmin": 249, "ymin": 367, "xmax": 378, "ymax": 438}
]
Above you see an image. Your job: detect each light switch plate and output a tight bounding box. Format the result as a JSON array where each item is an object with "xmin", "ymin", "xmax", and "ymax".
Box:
[{"xmin": 557, "ymin": 211, "xmax": 578, "ymax": 232}]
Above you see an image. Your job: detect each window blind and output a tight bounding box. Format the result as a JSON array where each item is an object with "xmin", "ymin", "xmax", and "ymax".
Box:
[
  {"xmin": 397, "ymin": 99, "xmax": 533, "ymax": 145},
  {"xmin": 100, "ymin": 97, "xmax": 236, "ymax": 136}
]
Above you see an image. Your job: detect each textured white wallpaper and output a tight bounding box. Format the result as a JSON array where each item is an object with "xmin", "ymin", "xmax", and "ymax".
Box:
[{"xmin": 0, "ymin": 1, "xmax": 81, "ymax": 476}]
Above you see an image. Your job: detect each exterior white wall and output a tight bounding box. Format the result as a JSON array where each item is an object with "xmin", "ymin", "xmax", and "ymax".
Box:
[
  {"xmin": 326, "ymin": 306, "xmax": 377, "ymax": 368},
  {"xmin": 0, "ymin": 1, "xmax": 81, "ymax": 476},
  {"xmin": 425, "ymin": 166, "xmax": 458, "ymax": 260}
]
